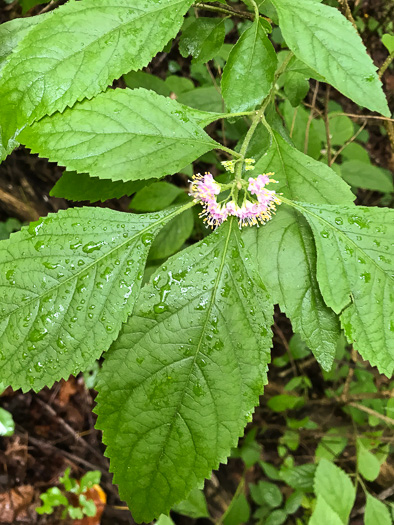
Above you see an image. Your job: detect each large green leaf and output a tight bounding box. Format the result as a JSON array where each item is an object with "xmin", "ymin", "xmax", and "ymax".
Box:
[
  {"xmin": 0, "ymin": 0, "xmax": 193, "ymax": 148},
  {"xmin": 242, "ymin": 132, "xmax": 354, "ymax": 370},
  {"xmin": 95, "ymin": 218, "xmax": 273, "ymax": 522},
  {"xmin": 272, "ymin": 0, "xmax": 389, "ymax": 116},
  {"xmin": 0, "ymin": 204, "xmax": 190, "ymax": 392},
  {"xmin": 295, "ymin": 202, "xmax": 394, "ymax": 375},
  {"xmin": 221, "ymin": 19, "xmax": 277, "ymax": 113},
  {"xmin": 19, "ymin": 89, "xmax": 218, "ymax": 182}
]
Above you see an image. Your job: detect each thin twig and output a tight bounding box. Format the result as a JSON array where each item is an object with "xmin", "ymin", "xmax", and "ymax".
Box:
[
  {"xmin": 341, "ymin": 348, "xmax": 357, "ymax": 401},
  {"xmin": 35, "ymin": 397, "xmax": 104, "ymax": 463},
  {"xmin": 193, "ymin": 2, "xmax": 254, "ymax": 20},
  {"xmin": 273, "ymin": 323, "xmax": 297, "ymax": 377},
  {"xmin": 337, "ymin": 0, "xmax": 358, "ymax": 31},
  {"xmin": 348, "ymin": 402, "xmax": 394, "ymax": 426},
  {"xmin": 330, "ymin": 120, "xmax": 367, "ymax": 165},
  {"xmin": 304, "ymin": 81, "xmax": 319, "ymax": 154}
]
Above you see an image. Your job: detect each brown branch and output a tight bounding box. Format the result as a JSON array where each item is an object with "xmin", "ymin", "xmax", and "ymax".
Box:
[
  {"xmin": 337, "ymin": 0, "xmax": 358, "ymax": 31},
  {"xmin": 193, "ymin": 2, "xmax": 254, "ymax": 20},
  {"xmin": 347, "ymin": 402, "xmax": 394, "ymax": 426},
  {"xmin": 330, "ymin": 120, "xmax": 367, "ymax": 165}
]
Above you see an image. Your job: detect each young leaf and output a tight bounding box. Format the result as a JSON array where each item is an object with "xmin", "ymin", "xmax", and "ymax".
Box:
[
  {"xmin": 19, "ymin": 89, "xmax": 218, "ymax": 182},
  {"xmin": 179, "ymin": 17, "xmax": 226, "ymax": 64},
  {"xmin": 271, "ymin": 0, "xmax": 390, "ymax": 116},
  {"xmin": 296, "ymin": 202, "xmax": 394, "ymax": 375},
  {"xmin": 172, "ymin": 488, "xmax": 210, "ymax": 519},
  {"xmin": 357, "ymin": 438, "xmax": 382, "ymax": 482},
  {"xmin": 0, "ymin": 0, "xmax": 193, "ymax": 148},
  {"xmin": 313, "ymin": 459, "xmax": 355, "ymax": 524},
  {"xmin": 0, "ymin": 204, "xmax": 190, "ymax": 392},
  {"xmin": 221, "ymin": 19, "xmax": 277, "ymax": 113},
  {"xmin": 50, "ymin": 172, "xmax": 148, "ymax": 203},
  {"xmin": 283, "ymin": 71, "xmax": 310, "ymax": 107},
  {"xmin": 95, "ymin": 218, "xmax": 274, "ymax": 522},
  {"xmin": 242, "ymin": 132, "xmax": 354, "ymax": 370},
  {"xmin": 365, "ymin": 494, "xmax": 392, "ymax": 525}
]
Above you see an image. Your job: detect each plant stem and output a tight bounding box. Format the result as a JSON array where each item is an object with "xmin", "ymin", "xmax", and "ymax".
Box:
[
  {"xmin": 249, "ymin": 0, "xmax": 260, "ymax": 20},
  {"xmin": 217, "ymin": 144, "xmax": 243, "ymax": 158},
  {"xmin": 379, "ymin": 51, "xmax": 394, "ymax": 79},
  {"xmin": 215, "ymin": 476, "xmax": 246, "ymax": 525},
  {"xmin": 193, "ymin": 2, "xmax": 254, "ymax": 20}
]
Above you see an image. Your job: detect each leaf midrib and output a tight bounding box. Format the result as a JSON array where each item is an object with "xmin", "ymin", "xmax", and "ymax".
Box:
[{"xmin": 147, "ymin": 219, "xmax": 234, "ymax": 494}]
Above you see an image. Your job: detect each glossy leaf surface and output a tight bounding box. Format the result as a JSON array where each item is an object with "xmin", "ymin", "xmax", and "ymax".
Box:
[
  {"xmin": 0, "ymin": 0, "xmax": 193, "ymax": 147},
  {"xmin": 96, "ymin": 218, "xmax": 273, "ymax": 522},
  {"xmin": 272, "ymin": 0, "xmax": 389, "ymax": 116},
  {"xmin": 243, "ymin": 132, "xmax": 354, "ymax": 370},
  {"xmin": 0, "ymin": 205, "xmax": 187, "ymax": 391},
  {"xmin": 298, "ymin": 202, "xmax": 394, "ymax": 375},
  {"xmin": 221, "ymin": 19, "xmax": 277, "ymax": 113},
  {"xmin": 19, "ymin": 89, "xmax": 218, "ymax": 182}
]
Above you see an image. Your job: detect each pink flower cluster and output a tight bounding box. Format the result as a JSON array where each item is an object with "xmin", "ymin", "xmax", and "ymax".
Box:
[{"xmin": 190, "ymin": 172, "xmax": 280, "ymax": 228}]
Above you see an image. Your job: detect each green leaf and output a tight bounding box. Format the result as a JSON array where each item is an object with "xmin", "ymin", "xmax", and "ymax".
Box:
[
  {"xmin": 365, "ymin": 494, "xmax": 392, "ymax": 525},
  {"xmin": 272, "ymin": 0, "xmax": 389, "ymax": 116},
  {"xmin": 0, "ymin": 218, "xmax": 22, "ymax": 241},
  {"xmin": 172, "ymin": 488, "xmax": 210, "ymax": 519},
  {"xmin": 124, "ymin": 71, "xmax": 172, "ymax": 97},
  {"xmin": 95, "ymin": 218, "xmax": 274, "ymax": 522},
  {"xmin": 223, "ymin": 493, "xmax": 250, "ymax": 525},
  {"xmin": 315, "ymin": 429, "xmax": 347, "ymax": 462},
  {"xmin": 250, "ymin": 481, "xmax": 283, "ymax": 508},
  {"xmin": 357, "ymin": 439, "xmax": 381, "ymax": 481},
  {"xmin": 313, "ymin": 459, "xmax": 355, "ymax": 524},
  {"xmin": 382, "ymin": 34, "xmax": 394, "ymax": 54},
  {"xmin": 295, "ymin": 202, "xmax": 394, "ymax": 375},
  {"xmin": 156, "ymin": 516, "xmax": 175, "ymax": 525},
  {"xmin": 221, "ymin": 19, "xmax": 277, "ymax": 113},
  {"xmin": 36, "ymin": 487, "xmax": 69, "ymax": 515},
  {"xmin": 0, "ymin": 204, "xmax": 188, "ymax": 392},
  {"xmin": 19, "ymin": 89, "xmax": 218, "ymax": 182},
  {"xmin": 267, "ymin": 394, "xmax": 304, "ymax": 412},
  {"xmin": 283, "ymin": 72, "xmax": 310, "ymax": 107},
  {"xmin": 0, "ymin": 0, "xmax": 193, "ymax": 148},
  {"xmin": 0, "ymin": 14, "xmax": 47, "ymax": 72},
  {"xmin": 242, "ymin": 132, "xmax": 354, "ymax": 371},
  {"xmin": 50, "ymin": 172, "xmax": 148, "ymax": 203},
  {"xmin": 177, "ymin": 86, "xmax": 225, "ymax": 113},
  {"xmin": 19, "ymin": 0, "xmax": 48, "ymax": 13},
  {"xmin": 179, "ymin": 17, "xmax": 225, "ymax": 64},
  {"xmin": 328, "ymin": 113, "xmax": 354, "ymax": 146},
  {"xmin": 279, "ymin": 464, "xmax": 316, "ymax": 491},
  {"xmin": 309, "ymin": 497, "xmax": 343, "ymax": 525},
  {"xmin": 131, "ymin": 182, "xmax": 184, "ymax": 212},
  {"xmin": 265, "ymin": 509, "xmax": 287, "ymax": 525},
  {"xmin": 341, "ymin": 161, "xmax": 394, "ymax": 193},
  {"xmin": 280, "ymin": 99, "xmax": 325, "ymax": 159},
  {"xmin": 0, "ymin": 407, "xmax": 15, "ymax": 436},
  {"xmin": 148, "ymin": 209, "xmax": 194, "ymax": 260}
]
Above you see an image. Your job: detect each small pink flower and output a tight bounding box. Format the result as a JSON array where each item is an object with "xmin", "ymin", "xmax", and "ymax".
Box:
[{"xmin": 190, "ymin": 172, "xmax": 280, "ymax": 229}]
